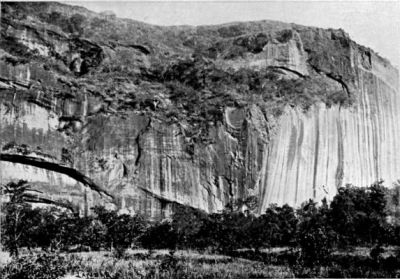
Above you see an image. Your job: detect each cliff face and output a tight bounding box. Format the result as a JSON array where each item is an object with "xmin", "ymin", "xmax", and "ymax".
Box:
[{"xmin": 0, "ymin": 2, "xmax": 399, "ymax": 217}]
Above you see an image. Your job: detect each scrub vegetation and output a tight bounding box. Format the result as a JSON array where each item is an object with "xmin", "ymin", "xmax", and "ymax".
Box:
[{"xmin": 1, "ymin": 180, "xmax": 400, "ymax": 278}]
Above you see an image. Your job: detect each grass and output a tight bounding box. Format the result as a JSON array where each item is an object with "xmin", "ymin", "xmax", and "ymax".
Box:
[
  {"xmin": 63, "ymin": 249, "xmax": 293, "ymax": 278},
  {"xmin": 1, "ymin": 249, "xmax": 293, "ymax": 279},
  {"xmin": 2, "ymin": 247, "xmax": 400, "ymax": 278}
]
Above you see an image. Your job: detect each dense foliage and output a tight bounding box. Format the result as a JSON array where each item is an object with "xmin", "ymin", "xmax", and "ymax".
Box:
[
  {"xmin": 1, "ymin": 180, "xmax": 400, "ymax": 266},
  {"xmin": 0, "ymin": 253, "xmax": 69, "ymax": 279}
]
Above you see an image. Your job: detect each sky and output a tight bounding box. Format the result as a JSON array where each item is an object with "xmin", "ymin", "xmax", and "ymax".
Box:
[{"xmin": 64, "ymin": 1, "xmax": 399, "ymax": 68}]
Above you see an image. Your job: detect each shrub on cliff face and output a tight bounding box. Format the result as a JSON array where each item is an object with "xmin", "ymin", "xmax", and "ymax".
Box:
[
  {"xmin": 39, "ymin": 11, "xmax": 85, "ymax": 35},
  {"xmin": 275, "ymin": 29, "xmax": 293, "ymax": 43},
  {"xmin": 232, "ymin": 33, "xmax": 269, "ymax": 54}
]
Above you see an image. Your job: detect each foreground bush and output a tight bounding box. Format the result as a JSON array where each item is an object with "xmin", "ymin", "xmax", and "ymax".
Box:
[
  {"xmin": 296, "ymin": 199, "xmax": 337, "ymax": 266},
  {"xmin": 291, "ymin": 254, "xmax": 400, "ymax": 278},
  {"xmin": 0, "ymin": 253, "xmax": 69, "ymax": 279},
  {"xmin": 2, "ymin": 179, "xmax": 400, "ymax": 264}
]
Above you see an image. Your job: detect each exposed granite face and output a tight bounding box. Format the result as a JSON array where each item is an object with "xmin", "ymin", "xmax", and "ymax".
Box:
[{"xmin": 0, "ymin": 2, "xmax": 398, "ymax": 217}]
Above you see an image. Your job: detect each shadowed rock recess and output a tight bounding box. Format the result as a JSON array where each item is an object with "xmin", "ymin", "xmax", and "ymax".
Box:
[{"xmin": 0, "ymin": 2, "xmax": 399, "ymax": 218}]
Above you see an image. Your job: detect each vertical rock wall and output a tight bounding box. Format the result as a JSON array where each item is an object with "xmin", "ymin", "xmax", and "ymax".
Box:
[
  {"xmin": 260, "ymin": 58, "xmax": 400, "ymax": 210},
  {"xmin": 1, "ymin": 2, "xmax": 399, "ymax": 217}
]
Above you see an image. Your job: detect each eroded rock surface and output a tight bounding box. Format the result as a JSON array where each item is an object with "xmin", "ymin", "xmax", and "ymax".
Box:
[{"xmin": 0, "ymin": 2, "xmax": 398, "ymax": 217}]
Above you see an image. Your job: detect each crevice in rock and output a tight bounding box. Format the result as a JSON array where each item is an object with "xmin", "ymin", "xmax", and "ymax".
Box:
[
  {"xmin": 59, "ymin": 115, "xmax": 82, "ymax": 122},
  {"xmin": 335, "ymin": 118, "xmax": 344, "ymax": 188},
  {"xmin": 27, "ymin": 98, "xmax": 52, "ymax": 110},
  {"xmin": 326, "ymin": 73, "xmax": 351, "ymax": 98},
  {"xmin": 138, "ymin": 186, "xmax": 198, "ymax": 210},
  {"xmin": 69, "ymin": 38, "xmax": 104, "ymax": 76},
  {"xmin": 118, "ymin": 43, "xmax": 151, "ymax": 55},
  {"xmin": 267, "ymin": 66, "xmax": 306, "ymax": 78},
  {"xmin": 309, "ymin": 64, "xmax": 352, "ymax": 98},
  {"xmin": 122, "ymin": 163, "xmax": 129, "ymax": 177},
  {"xmin": 223, "ymin": 175, "xmax": 235, "ymax": 198},
  {"xmin": 134, "ymin": 118, "xmax": 152, "ymax": 166},
  {"xmin": 312, "ymin": 116, "xmax": 320, "ymax": 199},
  {"xmin": 0, "ymin": 153, "xmax": 113, "ymax": 199}
]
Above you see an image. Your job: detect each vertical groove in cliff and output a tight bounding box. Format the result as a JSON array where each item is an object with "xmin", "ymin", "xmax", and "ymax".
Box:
[
  {"xmin": 336, "ymin": 116, "xmax": 344, "ymax": 188},
  {"xmin": 260, "ymin": 59, "xmax": 399, "ymax": 209},
  {"xmin": 312, "ymin": 109, "xmax": 320, "ymax": 200}
]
